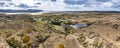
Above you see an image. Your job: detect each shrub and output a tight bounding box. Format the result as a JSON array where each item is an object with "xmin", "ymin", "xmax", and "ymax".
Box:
[
  {"xmin": 0, "ymin": 32, "xmax": 2, "ymax": 36},
  {"xmin": 88, "ymin": 32, "xmax": 99, "ymax": 39},
  {"xmin": 86, "ymin": 21, "xmax": 95, "ymax": 25},
  {"xmin": 22, "ymin": 41, "xmax": 32, "ymax": 48},
  {"xmin": 53, "ymin": 25, "xmax": 66, "ymax": 34},
  {"xmin": 77, "ymin": 34, "xmax": 86, "ymax": 43},
  {"xmin": 56, "ymin": 43, "xmax": 64, "ymax": 48},
  {"xmin": 7, "ymin": 38, "xmax": 21, "ymax": 48},
  {"xmin": 35, "ymin": 34, "xmax": 50, "ymax": 43},
  {"xmin": 93, "ymin": 38, "xmax": 103, "ymax": 48},
  {"xmin": 3, "ymin": 30, "xmax": 13, "ymax": 37},
  {"xmin": 22, "ymin": 35, "xmax": 30, "ymax": 43},
  {"xmin": 17, "ymin": 32, "xmax": 25, "ymax": 37},
  {"xmin": 25, "ymin": 28, "xmax": 31, "ymax": 33},
  {"xmin": 64, "ymin": 26, "xmax": 75, "ymax": 34},
  {"xmin": 82, "ymin": 42, "xmax": 88, "ymax": 48},
  {"xmin": 81, "ymin": 20, "xmax": 95, "ymax": 25}
]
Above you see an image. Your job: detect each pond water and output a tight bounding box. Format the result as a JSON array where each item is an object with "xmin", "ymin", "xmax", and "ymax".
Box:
[{"xmin": 70, "ymin": 23, "xmax": 88, "ymax": 29}]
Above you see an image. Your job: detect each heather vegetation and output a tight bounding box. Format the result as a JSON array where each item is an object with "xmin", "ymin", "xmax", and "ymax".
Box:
[{"xmin": 0, "ymin": 12, "xmax": 120, "ymax": 48}]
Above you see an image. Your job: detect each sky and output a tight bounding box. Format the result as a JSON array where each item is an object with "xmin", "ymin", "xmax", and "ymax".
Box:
[{"xmin": 0, "ymin": 0, "xmax": 120, "ymax": 11}]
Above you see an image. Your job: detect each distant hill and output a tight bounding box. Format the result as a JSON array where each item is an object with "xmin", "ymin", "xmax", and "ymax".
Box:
[
  {"xmin": 65, "ymin": 11, "xmax": 120, "ymax": 13},
  {"xmin": 84, "ymin": 11, "xmax": 120, "ymax": 13},
  {"xmin": 0, "ymin": 9, "xmax": 43, "ymax": 13}
]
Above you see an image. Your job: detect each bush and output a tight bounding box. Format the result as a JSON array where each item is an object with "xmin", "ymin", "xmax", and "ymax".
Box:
[
  {"xmin": 35, "ymin": 34, "xmax": 50, "ymax": 43},
  {"xmin": 22, "ymin": 35, "xmax": 30, "ymax": 43},
  {"xmin": 25, "ymin": 28, "xmax": 31, "ymax": 33},
  {"xmin": 77, "ymin": 34, "xmax": 86, "ymax": 43},
  {"xmin": 22, "ymin": 41, "xmax": 32, "ymax": 48},
  {"xmin": 88, "ymin": 32, "xmax": 99, "ymax": 39},
  {"xmin": 82, "ymin": 42, "xmax": 88, "ymax": 48},
  {"xmin": 7, "ymin": 38, "xmax": 21, "ymax": 48},
  {"xmin": 93, "ymin": 38, "xmax": 103, "ymax": 48},
  {"xmin": 56, "ymin": 43, "xmax": 64, "ymax": 48},
  {"xmin": 81, "ymin": 20, "xmax": 95, "ymax": 25},
  {"xmin": 53, "ymin": 25, "xmax": 66, "ymax": 34},
  {"xmin": 17, "ymin": 32, "xmax": 25, "ymax": 37}
]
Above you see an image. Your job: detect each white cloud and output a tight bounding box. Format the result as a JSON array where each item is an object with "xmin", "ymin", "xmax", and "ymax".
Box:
[
  {"xmin": 38, "ymin": 0, "xmax": 67, "ymax": 11},
  {"xmin": 0, "ymin": 0, "xmax": 120, "ymax": 11},
  {"xmin": 111, "ymin": 0, "xmax": 120, "ymax": 3},
  {"xmin": 11, "ymin": 0, "xmax": 35, "ymax": 6},
  {"xmin": 101, "ymin": 2, "xmax": 113, "ymax": 8}
]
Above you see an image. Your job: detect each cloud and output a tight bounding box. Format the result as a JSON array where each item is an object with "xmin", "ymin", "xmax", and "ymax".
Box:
[
  {"xmin": 38, "ymin": 0, "xmax": 67, "ymax": 11},
  {"xmin": 96, "ymin": 0, "xmax": 109, "ymax": 2},
  {"xmin": 51, "ymin": 0, "xmax": 56, "ymax": 2},
  {"xmin": 0, "ymin": 0, "xmax": 120, "ymax": 11},
  {"xmin": 101, "ymin": 2, "xmax": 114, "ymax": 8},
  {"xmin": 111, "ymin": 0, "xmax": 120, "ymax": 3},
  {"xmin": 11, "ymin": 0, "xmax": 35, "ymax": 6},
  {"xmin": 64, "ymin": 0, "xmax": 88, "ymax": 5}
]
